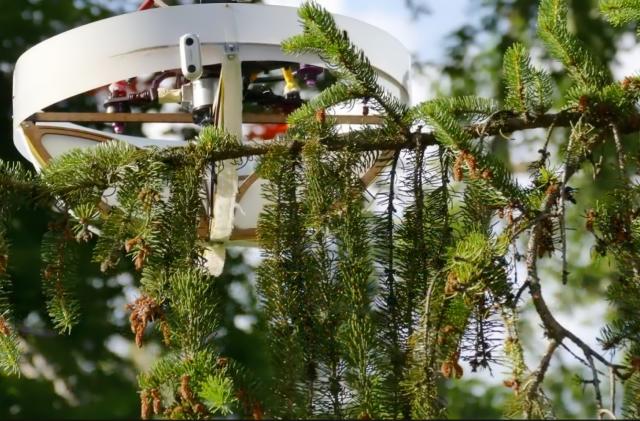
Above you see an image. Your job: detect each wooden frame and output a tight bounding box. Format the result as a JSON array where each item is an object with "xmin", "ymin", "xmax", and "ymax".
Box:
[
  {"xmin": 21, "ymin": 115, "xmax": 392, "ymax": 243},
  {"xmin": 20, "ymin": 122, "xmax": 263, "ymax": 242},
  {"xmin": 30, "ymin": 112, "xmax": 384, "ymax": 125}
]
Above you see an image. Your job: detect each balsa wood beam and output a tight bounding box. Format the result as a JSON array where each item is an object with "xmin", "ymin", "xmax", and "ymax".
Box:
[{"xmin": 30, "ymin": 112, "xmax": 383, "ymax": 125}]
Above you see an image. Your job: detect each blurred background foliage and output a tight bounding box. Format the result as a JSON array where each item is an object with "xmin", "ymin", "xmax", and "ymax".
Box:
[{"xmin": 0, "ymin": 0, "xmax": 635, "ymax": 418}]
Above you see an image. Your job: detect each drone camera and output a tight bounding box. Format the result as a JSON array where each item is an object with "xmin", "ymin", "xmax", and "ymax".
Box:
[{"xmin": 180, "ymin": 33, "xmax": 203, "ymax": 81}]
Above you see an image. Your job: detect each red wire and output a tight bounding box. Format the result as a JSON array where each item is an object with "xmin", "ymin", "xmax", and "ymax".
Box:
[{"xmin": 138, "ymin": 0, "xmax": 156, "ymax": 11}]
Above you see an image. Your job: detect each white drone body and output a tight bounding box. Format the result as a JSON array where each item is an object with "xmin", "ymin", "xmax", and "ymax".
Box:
[{"xmin": 12, "ymin": 3, "xmax": 411, "ymax": 274}]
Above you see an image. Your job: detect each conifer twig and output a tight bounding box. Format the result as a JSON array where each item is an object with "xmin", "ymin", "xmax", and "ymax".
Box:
[
  {"xmin": 598, "ymin": 409, "xmax": 617, "ymax": 420},
  {"xmin": 611, "ymin": 123, "xmax": 627, "ymax": 180},
  {"xmin": 196, "ymin": 111, "xmax": 640, "ymax": 162},
  {"xmin": 610, "ymin": 365, "xmax": 616, "ymax": 416},
  {"xmin": 541, "ymin": 117, "xmax": 557, "ymax": 157},
  {"xmin": 587, "ymin": 353, "xmax": 605, "ymax": 416},
  {"xmin": 525, "ymin": 203, "xmax": 628, "ymax": 378},
  {"xmin": 558, "ymin": 341, "xmax": 605, "ymax": 375},
  {"xmin": 559, "ymin": 132, "xmax": 572, "ymax": 286},
  {"xmin": 527, "ymin": 339, "xmax": 559, "ymax": 403}
]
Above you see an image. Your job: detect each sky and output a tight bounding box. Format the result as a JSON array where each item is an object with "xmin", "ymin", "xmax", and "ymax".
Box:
[
  {"xmin": 263, "ymin": 0, "xmax": 473, "ymax": 103},
  {"xmin": 262, "ymin": 0, "xmax": 640, "ymax": 95},
  {"xmin": 264, "ymin": 0, "xmax": 471, "ymax": 62}
]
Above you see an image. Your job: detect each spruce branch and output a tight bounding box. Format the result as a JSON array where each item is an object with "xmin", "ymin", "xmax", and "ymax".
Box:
[
  {"xmin": 538, "ymin": 0, "xmax": 610, "ymax": 87},
  {"xmin": 0, "ymin": 161, "xmax": 45, "ymax": 375},
  {"xmin": 611, "ymin": 123, "xmax": 628, "ymax": 181},
  {"xmin": 373, "ymin": 148, "xmax": 407, "ymax": 417},
  {"xmin": 0, "ymin": 299, "xmax": 20, "ymax": 376},
  {"xmin": 504, "ymin": 43, "xmax": 532, "ymax": 117},
  {"xmin": 523, "ymin": 339, "xmax": 559, "ymax": 418},
  {"xmin": 517, "ymin": 113, "xmax": 633, "ymax": 412},
  {"xmin": 5, "ymin": 0, "xmax": 640, "ymax": 415},
  {"xmin": 600, "ymin": 0, "xmax": 640, "ymax": 27},
  {"xmin": 184, "ymin": 110, "xmax": 640, "ymax": 163},
  {"xmin": 526, "ymin": 212, "xmax": 628, "ymax": 375},
  {"xmin": 417, "ymin": 101, "xmax": 530, "ymax": 208},
  {"xmin": 40, "ymin": 218, "xmax": 81, "ymax": 333},
  {"xmin": 256, "ymin": 144, "xmax": 313, "ymax": 417},
  {"xmin": 283, "ymin": 1, "xmax": 409, "ymax": 128},
  {"xmin": 503, "ymin": 43, "xmax": 553, "ymax": 118}
]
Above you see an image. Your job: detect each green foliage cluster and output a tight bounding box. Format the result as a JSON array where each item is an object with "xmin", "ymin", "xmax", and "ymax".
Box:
[
  {"xmin": 2, "ymin": 136, "xmax": 239, "ymax": 418},
  {"xmin": 0, "ymin": 162, "xmax": 37, "ymax": 375},
  {"xmin": 503, "ymin": 43, "xmax": 554, "ymax": 117},
  {"xmin": 2, "ymin": 0, "xmax": 640, "ymax": 419}
]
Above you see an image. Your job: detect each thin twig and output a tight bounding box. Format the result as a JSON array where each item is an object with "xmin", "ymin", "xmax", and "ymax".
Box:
[
  {"xmin": 587, "ymin": 353, "xmax": 604, "ymax": 417},
  {"xmin": 598, "ymin": 408, "xmax": 617, "ymax": 420},
  {"xmin": 611, "ymin": 124, "xmax": 626, "ymax": 181},
  {"xmin": 527, "ymin": 339, "xmax": 560, "ymax": 402},
  {"xmin": 507, "ymin": 209, "xmax": 559, "ymax": 244},
  {"xmin": 559, "ymin": 341, "xmax": 606, "ymax": 376},
  {"xmin": 559, "ymin": 132, "xmax": 572, "ymax": 286},
  {"xmin": 542, "ymin": 117, "xmax": 557, "ymax": 156},
  {"xmin": 514, "ymin": 281, "xmax": 530, "ymax": 304},
  {"xmin": 609, "ymin": 365, "xmax": 616, "ymax": 416}
]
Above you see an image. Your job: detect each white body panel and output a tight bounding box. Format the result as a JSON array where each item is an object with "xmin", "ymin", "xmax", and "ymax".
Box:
[
  {"xmin": 13, "ymin": 3, "xmax": 411, "ymax": 157},
  {"xmin": 12, "ymin": 3, "xmax": 412, "ymax": 248}
]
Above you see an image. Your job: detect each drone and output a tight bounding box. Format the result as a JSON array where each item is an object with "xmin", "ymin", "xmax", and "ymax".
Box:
[{"xmin": 12, "ymin": 0, "xmax": 411, "ymax": 274}]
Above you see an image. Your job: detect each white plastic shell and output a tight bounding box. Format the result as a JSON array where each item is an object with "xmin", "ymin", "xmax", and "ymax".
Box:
[
  {"xmin": 11, "ymin": 3, "xmax": 412, "ymax": 244},
  {"xmin": 13, "ymin": 3, "xmax": 411, "ymax": 158},
  {"xmin": 179, "ymin": 33, "xmax": 203, "ymax": 81}
]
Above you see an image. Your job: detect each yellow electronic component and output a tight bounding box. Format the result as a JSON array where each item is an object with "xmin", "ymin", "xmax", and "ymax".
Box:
[{"xmin": 281, "ymin": 67, "xmax": 300, "ymax": 95}]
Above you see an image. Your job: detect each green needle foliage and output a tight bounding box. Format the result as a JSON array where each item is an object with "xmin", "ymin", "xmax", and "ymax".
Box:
[
  {"xmin": 3, "ymin": 0, "xmax": 640, "ymax": 419},
  {"xmin": 0, "ymin": 161, "xmax": 36, "ymax": 374},
  {"xmin": 538, "ymin": 0, "xmax": 610, "ymax": 88},
  {"xmin": 503, "ymin": 42, "xmax": 554, "ymax": 117},
  {"xmin": 601, "ymin": 0, "xmax": 640, "ymax": 28}
]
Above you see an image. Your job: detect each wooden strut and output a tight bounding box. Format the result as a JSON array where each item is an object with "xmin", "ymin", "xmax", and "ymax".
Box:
[
  {"xmin": 23, "ymin": 113, "xmax": 389, "ymax": 243},
  {"xmin": 30, "ymin": 112, "xmax": 384, "ymax": 125},
  {"xmin": 21, "ymin": 122, "xmax": 265, "ymax": 242}
]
